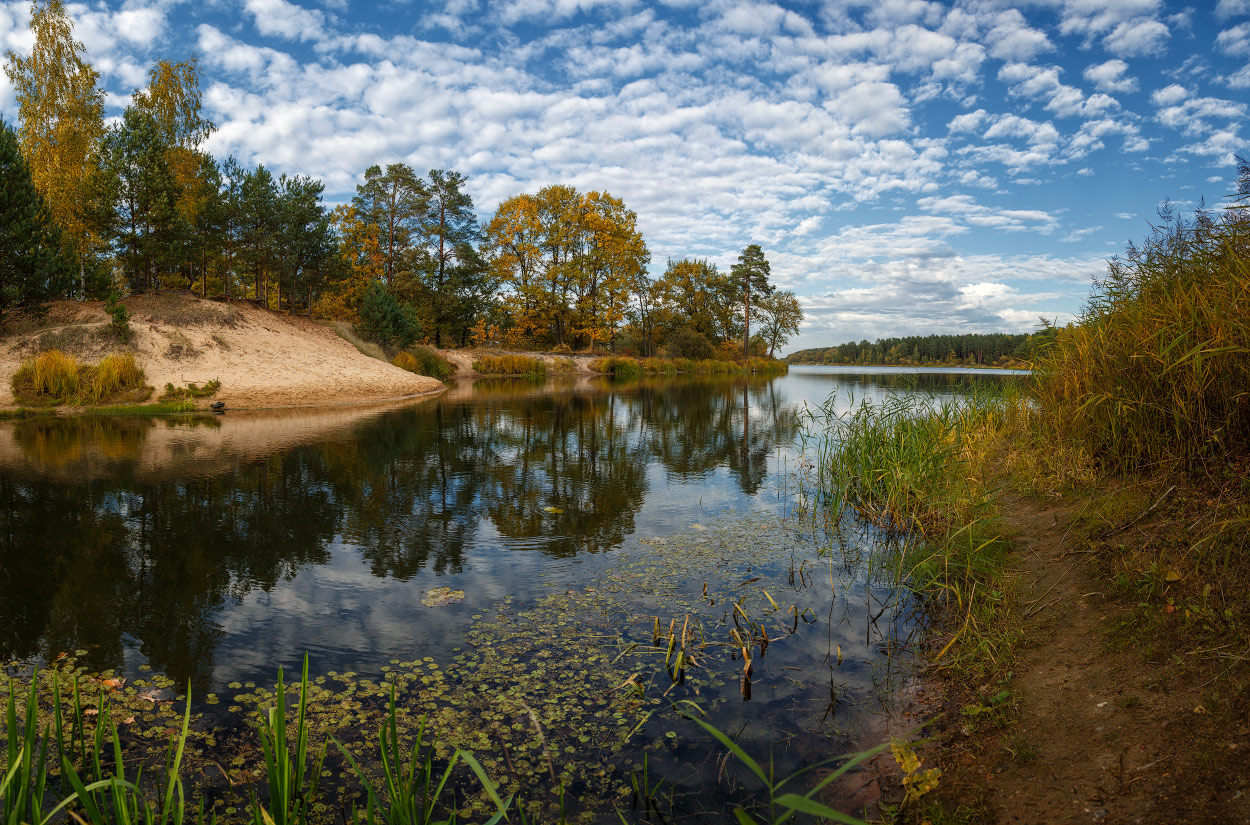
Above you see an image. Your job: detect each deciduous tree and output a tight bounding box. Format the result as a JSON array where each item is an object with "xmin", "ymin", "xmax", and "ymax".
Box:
[
  {"xmin": 4, "ymin": 0, "xmax": 106, "ymax": 296},
  {"xmin": 754, "ymin": 290, "xmax": 803, "ymax": 357}
]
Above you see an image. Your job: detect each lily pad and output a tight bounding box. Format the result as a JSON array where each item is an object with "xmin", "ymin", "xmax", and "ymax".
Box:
[{"xmin": 422, "ymin": 586, "xmax": 466, "ymax": 607}]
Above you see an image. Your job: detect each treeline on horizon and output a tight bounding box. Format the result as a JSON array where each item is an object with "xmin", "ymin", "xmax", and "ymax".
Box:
[
  {"xmin": 0, "ymin": 0, "xmax": 802, "ymax": 361},
  {"xmin": 786, "ymin": 329, "xmax": 1058, "ymax": 367}
]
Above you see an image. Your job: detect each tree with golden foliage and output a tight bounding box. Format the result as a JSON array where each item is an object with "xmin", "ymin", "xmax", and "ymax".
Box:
[
  {"xmin": 131, "ymin": 58, "xmax": 215, "ymax": 286},
  {"xmin": 485, "ymin": 185, "xmax": 648, "ymax": 350},
  {"xmin": 314, "ymin": 205, "xmax": 385, "ymax": 321},
  {"xmin": 4, "ymin": 0, "xmax": 106, "ymax": 296}
]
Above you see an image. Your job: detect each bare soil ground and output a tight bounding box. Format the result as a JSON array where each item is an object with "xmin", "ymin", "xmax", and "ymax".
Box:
[
  {"xmin": 0, "ymin": 293, "xmax": 445, "ymax": 409},
  {"xmin": 928, "ymin": 492, "xmax": 1250, "ymax": 824}
]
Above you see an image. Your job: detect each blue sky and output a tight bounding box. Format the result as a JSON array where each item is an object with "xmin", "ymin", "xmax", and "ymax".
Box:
[{"xmin": 2, "ymin": 0, "xmax": 1248, "ymax": 351}]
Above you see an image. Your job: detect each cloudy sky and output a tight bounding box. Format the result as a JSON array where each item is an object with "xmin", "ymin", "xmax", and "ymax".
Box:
[{"xmin": 2, "ymin": 0, "xmax": 1248, "ymax": 351}]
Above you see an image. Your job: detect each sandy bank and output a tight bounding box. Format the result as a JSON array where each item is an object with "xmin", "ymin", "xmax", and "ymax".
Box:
[{"xmin": 0, "ymin": 294, "xmax": 446, "ymax": 410}]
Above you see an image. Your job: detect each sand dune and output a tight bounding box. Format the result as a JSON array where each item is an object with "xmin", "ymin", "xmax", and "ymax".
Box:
[{"xmin": 0, "ymin": 294, "xmax": 445, "ymax": 410}]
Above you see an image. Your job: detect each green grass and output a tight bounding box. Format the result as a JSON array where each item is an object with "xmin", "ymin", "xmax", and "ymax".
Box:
[
  {"xmin": 160, "ymin": 379, "xmax": 221, "ymax": 401},
  {"xmin": 0, "ymin": 408, "xmax": 49, "ymax": 420},
  {"xmin": 1, "ymin": 662, "xmax": 882, "ymax": 825},
  {"xmin": 0, "ymin": 659, "xmax": 510, "ymax": 825},
  {"xmin": 81, "ymin": 401, "xmax": 197, "ymax": 416},
  {"xmin": 798, "ymin": 384, "xmax": 1025, "ymax": 677}
]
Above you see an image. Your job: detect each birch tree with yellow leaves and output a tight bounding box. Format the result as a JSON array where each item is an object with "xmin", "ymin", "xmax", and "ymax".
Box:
[{"xmin": 4, "ymin": 0, "xmax": 106, "ymax": 297}]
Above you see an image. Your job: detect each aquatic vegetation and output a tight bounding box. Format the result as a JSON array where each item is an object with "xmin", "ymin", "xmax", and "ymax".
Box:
[
  {"xmin": 797, "ymin": 385, "xmax": 1024, "ymax": 675},
  {"xmin": 0, "ymin": 517, "xmax": 897, "ymax": 823},
  {"xmin": 679, "ymin": 700, "xmax": 888, "ymax": 825},
  {"xmin": 420, "ymin": 587, "xmax": 465, "ymax": 607}
]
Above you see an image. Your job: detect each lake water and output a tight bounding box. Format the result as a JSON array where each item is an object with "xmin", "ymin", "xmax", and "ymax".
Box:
[{"xmin": 0, "ymin": 365, "xmax": 1026, "ymax": 819}]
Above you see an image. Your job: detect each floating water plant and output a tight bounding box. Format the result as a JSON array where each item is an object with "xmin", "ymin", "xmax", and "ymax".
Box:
[{"xmin": 421, "ymin": 587, "xmax": 466, "ymax": 607}]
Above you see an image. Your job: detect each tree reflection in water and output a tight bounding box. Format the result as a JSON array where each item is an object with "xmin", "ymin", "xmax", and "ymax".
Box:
[{"xmin": 0, "ymin": 375, "xmax": 799, "ymax": 687}]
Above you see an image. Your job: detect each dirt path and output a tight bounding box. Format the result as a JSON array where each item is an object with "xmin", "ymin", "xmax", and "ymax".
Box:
[{"xmin": 936, "ymin": 494, "xmax": 1250, "ymax": 824}]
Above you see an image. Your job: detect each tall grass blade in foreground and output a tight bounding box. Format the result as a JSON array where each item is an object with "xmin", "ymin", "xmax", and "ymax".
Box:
[
  {"xmin": 252, "ymin": 656, "xmax": 325, "ymax": 825},
  {"xmin": 332, "ymin": 684, "xmax": 512, "ymax": 825},
  {"xmin": 674, "ymin": 700, "xmax": 882, "ymax": 825}
]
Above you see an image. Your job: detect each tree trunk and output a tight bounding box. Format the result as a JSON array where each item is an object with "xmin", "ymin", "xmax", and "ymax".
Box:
[{"xmin": 743, "ymin": 287, "xmax": 751, "ymax": 358}]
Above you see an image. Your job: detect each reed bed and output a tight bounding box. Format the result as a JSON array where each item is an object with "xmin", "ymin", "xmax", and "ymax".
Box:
[
  {"xmin": 11, "ymin": 351, "xmax": 151, "ymax": 407},
  {"xmin": 1032, "ymin": 189, "xmax": 1250, "ymax": 474},
  {"xmin": 799, "ymin": 384, "xmax": 1027, "ymax": 673},
  {"xmin": 472, "ymin": 354, "xmax": 547, "ymax": 377}
]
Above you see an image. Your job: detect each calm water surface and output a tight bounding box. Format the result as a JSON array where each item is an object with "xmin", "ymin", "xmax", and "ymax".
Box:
[{"xmin": 0, "ymin": 365, "xmax": 1024, "ymax": 817}]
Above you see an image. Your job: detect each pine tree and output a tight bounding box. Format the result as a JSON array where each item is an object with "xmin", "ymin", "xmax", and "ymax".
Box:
[
  {"xmin": 731, "ymin": 244, "xmax": 773, "ymax": 357},
  {"xmin": 0, "ymin": 119, "xmax": 74, "ymax": 325}
]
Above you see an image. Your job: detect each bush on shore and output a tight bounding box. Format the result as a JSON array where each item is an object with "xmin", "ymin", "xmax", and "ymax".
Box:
[
  {"xmin": 159, "ymin": 379, "xmax": 221, "ymax": 401},
  {"xmin": 392, "ymin": 347, "xmax": 456, "ymax": 380}
]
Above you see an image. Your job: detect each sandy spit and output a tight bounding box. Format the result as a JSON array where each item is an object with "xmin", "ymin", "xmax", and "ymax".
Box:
[{"xmin": 0, "ymin": 294, "xmax": 446, "ymax": 410}]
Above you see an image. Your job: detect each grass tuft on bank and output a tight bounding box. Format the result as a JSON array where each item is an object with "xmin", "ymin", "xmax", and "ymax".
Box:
[
  {"xmin": 472, "ymin": 353, "xmax": 547, "ymax": 377},
  {"xmin": 12, "ymin": 351, "xmax": 152, "ymax": 407}
]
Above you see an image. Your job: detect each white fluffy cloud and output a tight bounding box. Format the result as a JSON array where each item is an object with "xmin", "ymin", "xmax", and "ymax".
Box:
[{"xmin": 1083, "ymin": 58, "xmax": 1138, "ymax": 93}]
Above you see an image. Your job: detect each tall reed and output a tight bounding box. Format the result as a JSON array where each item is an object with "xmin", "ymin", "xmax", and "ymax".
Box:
[
  {"xmin": 799, "ymin": 383, "xmax": 1025, "ymax": 672},
  {"xmin": 1033, "ymin": 173, "xmax": 1250, "ymax": 473}
]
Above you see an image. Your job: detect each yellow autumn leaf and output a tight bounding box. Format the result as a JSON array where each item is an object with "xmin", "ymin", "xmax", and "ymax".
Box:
[
  {"xmin": 891, "ymin": 738, "xmax": 922, "ymax": 775},
  {"xmin": 903, "ymin": 767, "xmax": 942, "ymax": 802}
]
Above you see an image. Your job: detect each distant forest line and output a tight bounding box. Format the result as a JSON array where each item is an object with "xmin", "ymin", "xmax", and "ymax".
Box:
[{"xmin": 785, "ymin": 329, "xmax": 1058, "ymax": 368}]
